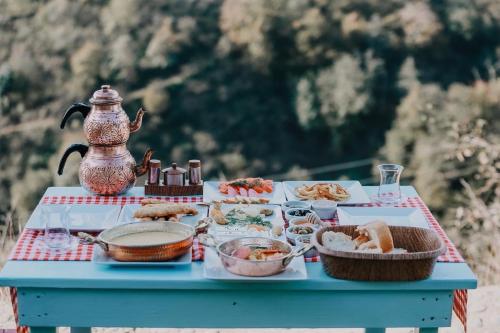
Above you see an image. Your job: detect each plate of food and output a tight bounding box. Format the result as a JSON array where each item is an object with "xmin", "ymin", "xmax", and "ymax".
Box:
[
  {"xmin": 118, "ymin": 199, "xmax": 208, "ymax": 226},
  {"xmin": 283, "ymin": 181, "xmax": 370, "ymax": 204},
  {"xmin": 203, "ymin": 247, "xmax": 307, "ymax": 281},
  {"xmin": 207, "ymin": 203, "xmax": 285, "ymax": 241},
  {"xmin": 337, "ymin": 207, "xmax": 429, "ymax": 229},
  {"xmin": 26, "ymin": 204, "xmax": 121, "ymax": 231},
  {"xmin": 203, "ymin": 178, "xmax": 286, "ymax": 204}
]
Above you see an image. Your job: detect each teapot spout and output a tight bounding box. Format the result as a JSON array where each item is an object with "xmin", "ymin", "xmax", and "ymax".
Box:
[
  {"xmin": 129, "ymin": 108, "xmax": 145, "ymax": 133},
  {"xmin": 135, "ymin": 148, "xmax": 154, "ymax": 176}
]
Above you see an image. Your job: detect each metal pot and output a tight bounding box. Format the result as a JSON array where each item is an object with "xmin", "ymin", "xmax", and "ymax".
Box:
[
  {"xmin": 60, "ymin": 85, "xmax": 145, "ymax": 145},
  {"xmin": 79, "ymin": 222, "xmax": 194, "ymax": 262},
  {"xmin": 57, "ymin": 143, "xmax": 153, "ymax": 196},
  {"xmin": 199, "ymin": 235, "xmax": 312, "ymax": 277}
]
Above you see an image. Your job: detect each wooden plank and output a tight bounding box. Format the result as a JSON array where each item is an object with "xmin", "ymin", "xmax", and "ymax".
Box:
[{"xmin": 18, "ymin": 288, "xmax": 453, "ymax": 328}]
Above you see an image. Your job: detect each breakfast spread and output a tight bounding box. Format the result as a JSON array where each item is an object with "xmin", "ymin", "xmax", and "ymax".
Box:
[
  {"xmin": 295, "ymin": 183, "xmax": 350, "ymax": 201},
  {"xmin": 322, "ymin": 221, "xmax": 407, "ymax": 254},
  {"xmin": 55, "ymin": 86, "xmax": 446, "ymax": 281}
]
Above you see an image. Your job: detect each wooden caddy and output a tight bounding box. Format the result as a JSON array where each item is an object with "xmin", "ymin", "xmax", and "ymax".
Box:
[{"xmin": 144, "ymin": 181, "xmax": 203, "ymax": 196}]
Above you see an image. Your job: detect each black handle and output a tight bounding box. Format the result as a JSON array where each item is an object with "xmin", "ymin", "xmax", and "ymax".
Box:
[
  {"xmin": 57, "ymin": 144, "xmax": 88, "ymax": 175},
  {"xmin": 60, "ymin": 103, "xmax": 91, "ymax": 129}
]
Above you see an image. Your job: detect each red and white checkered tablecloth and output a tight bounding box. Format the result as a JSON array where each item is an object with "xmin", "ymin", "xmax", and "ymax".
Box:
[
  {"xmin": 9, "ymin": 194, "xmax": 468, "ymax": 332},
  {"xmin": 41, "ymin": 195, "xmax": 203, "ymax": 205}
]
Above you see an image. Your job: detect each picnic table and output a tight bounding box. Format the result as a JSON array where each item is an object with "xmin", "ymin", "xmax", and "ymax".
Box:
[{"xmin": 0, "ymin": 186, "xmax": 477, "ymax": 333}]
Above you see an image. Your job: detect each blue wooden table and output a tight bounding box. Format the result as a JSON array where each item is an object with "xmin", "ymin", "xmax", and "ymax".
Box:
[{"xmin": 0, "ymin": 187, "xmax": 477, "ymax": 333}]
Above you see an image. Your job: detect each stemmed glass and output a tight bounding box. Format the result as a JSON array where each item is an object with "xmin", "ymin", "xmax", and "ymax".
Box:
[
  {"xmin": 40, "ymin": 205, "xmax": 71, "ymax": 251},
  {"xmin": 375, "ymin": 164, "xmax": 404, "ymax": 206}
]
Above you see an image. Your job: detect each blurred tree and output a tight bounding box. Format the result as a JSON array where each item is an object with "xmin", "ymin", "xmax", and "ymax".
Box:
[{"xmin": 0, "ymin": 0, "xmax": 499, "ymax": 282}]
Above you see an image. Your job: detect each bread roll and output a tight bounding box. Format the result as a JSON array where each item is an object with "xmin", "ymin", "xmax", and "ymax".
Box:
[{"xmin": 355, "ymin": 220, "xmax": 394, "ymax": 253}]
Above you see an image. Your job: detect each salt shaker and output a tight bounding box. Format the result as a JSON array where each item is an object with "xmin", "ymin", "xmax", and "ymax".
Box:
[
  {"xmin": 148, "ymin": 159, "xmax": 161, "ymax": 185},
  {"xmin": 188, "ymin": 159, "xmax": 202, "ymax": 185}
]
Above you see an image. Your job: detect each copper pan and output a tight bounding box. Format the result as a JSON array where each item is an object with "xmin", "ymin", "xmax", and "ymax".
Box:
[
  {"xmin": 79, "ymin": 222, "xmax": 194, "ymax": 262},
  {"xmin": 199, "ymin": 235, "xmax": 312, "ymax": 277}
]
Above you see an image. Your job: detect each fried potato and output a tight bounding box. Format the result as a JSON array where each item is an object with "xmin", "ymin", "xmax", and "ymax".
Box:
[{"xmin": 295, "ymin": 183, "xmax": 350, "ymax": 201}]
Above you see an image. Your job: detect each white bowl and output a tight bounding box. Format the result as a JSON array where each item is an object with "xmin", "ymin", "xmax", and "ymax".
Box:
[
  {"xmin": 284, "ymin": 208, "xmax": 314, "ymax": 221},
  {"xmin": 311, "ymin": 200, "xmax": 337, "ymax": 219},
  {"xmin": 286, "ymin": 224, "xmax": 316, "ymax": 245},
  {"xmin": 281, "ymin": 200, "xmax": 311, "ymax": 213}
]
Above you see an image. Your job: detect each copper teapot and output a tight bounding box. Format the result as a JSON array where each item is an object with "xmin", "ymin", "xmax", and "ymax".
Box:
[
  {"xmin": 60, "ymin": 85, "xmax": 145, "ymax": 145},
  {"xmin": 57, "ymin": 144, "xmax": 153, "ymax": 196}
]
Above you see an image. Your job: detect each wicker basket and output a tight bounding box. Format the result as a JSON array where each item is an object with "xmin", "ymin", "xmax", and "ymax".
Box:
[{"xmin": 311, "ymin": 225, "xmax": 446, "ymax": 281}]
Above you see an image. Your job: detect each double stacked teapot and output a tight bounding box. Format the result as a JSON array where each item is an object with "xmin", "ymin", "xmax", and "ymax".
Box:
[{"xmin": 58, "ymin": 85, "xmax": 153, "ymax": 195}]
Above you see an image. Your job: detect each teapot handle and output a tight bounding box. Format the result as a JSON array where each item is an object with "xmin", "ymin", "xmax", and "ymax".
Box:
[
  {"xmin": 57, "ymin": 144, "xmax": 89, "ymax": 175},
  {"xmin": 134, "ymin": 148, "xmax": 154, "ymax": 177},
  {"xmin": 60, "ymin": 103, "xmax": 91, "ymax": 129}
]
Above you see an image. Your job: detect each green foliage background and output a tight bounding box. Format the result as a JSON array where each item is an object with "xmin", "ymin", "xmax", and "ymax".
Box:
[{"xmin": 0, "ymin": 0, "xmax": 499, "ymax": 280}]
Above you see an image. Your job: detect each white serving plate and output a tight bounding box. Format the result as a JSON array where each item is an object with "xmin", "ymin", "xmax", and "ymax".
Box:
[
  {"xmin": 92, "ymin": 244, "xmax": 192, "ymax": 266},
  {"xmin": 283, "ymin": 180, "xmax": 371, "ymax": 205},
  {"xmin": 25, "ymin": 204, "xmax": 122, "ymax": 231},
  {"xmin": 117, "ymin": 204, "xmax": 208, "ymax": 227},
  {"xmin": 203, "ymin": 247, "xmax": 307, "ymax": 281},
  {"xmin": 207, "ymin": 204, "xmax": 285, "ymax": 241},
  {"xmin": 203, "ymin": 181, "xmax": 286, "ymax": 204},
  {"xmin": 337, "ymin": 207, "xmax": 430, "ymax": 229}
]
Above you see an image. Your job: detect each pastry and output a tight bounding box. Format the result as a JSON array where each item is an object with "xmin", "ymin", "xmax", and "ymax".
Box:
[{"xmin": 133, "ymin": 203, "xmax": 198, "ymax": 219}]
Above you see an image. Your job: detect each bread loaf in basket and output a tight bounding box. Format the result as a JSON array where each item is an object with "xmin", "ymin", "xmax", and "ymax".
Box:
[{"xmin": 311, "ymin": 225, "xmax": 446, "ymax": 281}]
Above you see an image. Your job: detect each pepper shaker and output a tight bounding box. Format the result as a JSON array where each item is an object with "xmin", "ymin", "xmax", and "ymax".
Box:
[
  {"xmin": 148, "ymin": 159, "xmax": 161, "ymax": 185},
  {"xmin": 188, "ymin": 159, "xmax": 202, "ymax": 185}
]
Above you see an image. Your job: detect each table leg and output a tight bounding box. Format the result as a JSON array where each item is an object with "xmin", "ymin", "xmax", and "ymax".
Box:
[
  {"xmin": 70, "ymin": 328, "xmax": 91, "ymax": 333},
  {"xmin": 418, "ymin": 329, "xmax": 439, "ymax": 333},
  {"xmin": 365, "ymin": 329, "xmax": 386, "ymax": 333},
  {"xmin": 30, "ymin": 328, "xmax": 56, "ymax": 333}
]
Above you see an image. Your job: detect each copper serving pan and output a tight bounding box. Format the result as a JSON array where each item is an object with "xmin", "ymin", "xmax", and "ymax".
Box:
[
  {"xmin": 79, "ymin": 222, "xmax": 194, "ymax": 262},
  {"xmin": 199, "ymin": 235, "xmax": 312, "ymax": 277}
]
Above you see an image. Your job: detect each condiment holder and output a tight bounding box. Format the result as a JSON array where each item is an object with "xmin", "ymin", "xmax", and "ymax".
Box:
[{"xmin": 144, "ymin": 160, "xmax": 203, "ymax": 196}]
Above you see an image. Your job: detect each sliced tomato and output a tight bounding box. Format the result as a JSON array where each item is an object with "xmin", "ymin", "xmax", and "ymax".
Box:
[
  {"xmin": 263, "ymin": 183, "xmax": 273, "ymax": 193},
  {"xmin": 253, "ymin": 186, "xmax": 264, "ymax": 193}
]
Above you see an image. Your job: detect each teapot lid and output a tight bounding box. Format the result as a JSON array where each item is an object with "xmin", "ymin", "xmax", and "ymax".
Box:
[
  {"xmin": 89, "ymin": 85, "xmax": 123, "ymax": 105},
  {"xmin": 162, "ymin": 163, "xmax": 186, "ymax": 175}
]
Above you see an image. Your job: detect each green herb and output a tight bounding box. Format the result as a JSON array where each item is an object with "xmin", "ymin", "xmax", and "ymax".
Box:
[{"xmin": 225, "ymin": 209, "xmax": 272, "ymax": 228}]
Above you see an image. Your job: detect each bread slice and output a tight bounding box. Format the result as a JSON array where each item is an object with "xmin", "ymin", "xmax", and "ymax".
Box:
[{"xmin": 355, "ymin": 221, "xmax": 394, "ymax": 253}]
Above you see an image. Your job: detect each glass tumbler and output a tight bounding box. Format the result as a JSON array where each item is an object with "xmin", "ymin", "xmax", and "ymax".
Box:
[
  {"xmin": 376, "ymin": 164, "xmax": 404, "ymax": 205},
  {"xmin": 41, "ymin": 205, "xmax": 71, "ymax": 250}
]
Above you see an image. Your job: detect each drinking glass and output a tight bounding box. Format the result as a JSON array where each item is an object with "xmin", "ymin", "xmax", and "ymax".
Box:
[
  {"xmin": 376, "ymin": 164, "xmax": 404, "ymax": 205},
  {"xmin": 41, "ymin": 205, "xmax": 71, "ymax": 250}
]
